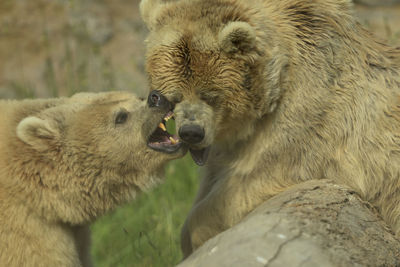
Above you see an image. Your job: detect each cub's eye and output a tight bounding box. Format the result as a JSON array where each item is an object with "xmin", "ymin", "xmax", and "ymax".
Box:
[{"xmin": 115, "ymin": 110, "xmax": 129, "ymax": 124}]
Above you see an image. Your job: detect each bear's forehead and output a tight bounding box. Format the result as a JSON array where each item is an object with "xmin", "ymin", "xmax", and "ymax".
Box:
[
  {"xmin": 93, "ymin": 92, "xmax": 134, "ymax": 102},
  {"xmin": 147, "ymin": 22, "xmax": 219, "ymax": 53},
  {"xmin": 90, "ymin": 98, "xmax": 142, "ymax": 114},
  {"xmin": 147, "ymin": 0, "xmax": 254, "ymax": 49},
  {"xmin": 72, "ymin": 92, "xmax": 142, "ymax": 115},
  {"xmin": 154, "ymin": 0, "xmax": 251, "ymax": 30},
  {"xmin": 148, "ymin": 42, "xmax": 224, "ymax": 80},
  {"xmin": 147, "ymin": 42, "xmax": 245, "ymax": 98}
]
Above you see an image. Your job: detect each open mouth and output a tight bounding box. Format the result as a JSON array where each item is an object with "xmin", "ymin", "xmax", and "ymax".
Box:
[
  {"xmin": 189, "ymin": 146, "xmax": 211, "ymax": 166},
  {"xmin": 147, "ymin": 111, "xmax": 182, "ymax": 153}
]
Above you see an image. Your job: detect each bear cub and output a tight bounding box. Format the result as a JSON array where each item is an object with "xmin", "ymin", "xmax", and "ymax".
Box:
[{"xmin": 0, "ymin": 91, "xmax": 184, "ymax": 267}]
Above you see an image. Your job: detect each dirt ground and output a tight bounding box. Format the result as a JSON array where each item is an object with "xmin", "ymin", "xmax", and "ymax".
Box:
[{"xmin": 0, "ymin": 1, "xmax": 399, "ymax": 99}]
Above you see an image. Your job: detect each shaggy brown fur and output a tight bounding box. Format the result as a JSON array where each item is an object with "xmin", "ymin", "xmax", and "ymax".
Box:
[
  {"xmin": 140, "ymin": 0, "xmax": 400, "ymax": 257},
  {"xmin": 0, "ymin": 92, "xmax": 185, "ymax": 266}
]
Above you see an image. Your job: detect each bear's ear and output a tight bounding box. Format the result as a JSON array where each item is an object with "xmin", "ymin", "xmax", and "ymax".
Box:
[
  {"xmin": 219, "ymin": 21, "xmax": 256, "ymax": 54},
  {"xmin": 140, "ymin": 0, "xmax": 167, "ymax": 30},
  {"xmin": 16, "ymin": 117, "xmax": 59, "ymax": 151}
]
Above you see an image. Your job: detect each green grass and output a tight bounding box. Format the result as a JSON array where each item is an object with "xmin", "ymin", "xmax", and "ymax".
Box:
[{"xmin": 91, "ymin": 155, "xmax": 199, "ymax": 267}]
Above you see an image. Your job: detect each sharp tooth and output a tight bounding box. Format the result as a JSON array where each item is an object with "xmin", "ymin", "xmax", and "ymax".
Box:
[
  {"xmin": 159, "ymin": 123, "xmax": 167, "ymax": 131},
  {"xmin": 164, "ymin": 112, "xmax": 174, "ymax": 121},
  {"xmin": 169, "ymin": 136, "xmax": 178, "ymax": 144}
]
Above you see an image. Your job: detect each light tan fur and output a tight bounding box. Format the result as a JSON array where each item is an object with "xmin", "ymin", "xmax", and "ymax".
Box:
[
  {"xmin": 140, "ymin": 0, "xmax": 400, "ymax": 257},
  {"xmin": 0, "ymin": 92, "xmax": 184, "ymax": 266}
]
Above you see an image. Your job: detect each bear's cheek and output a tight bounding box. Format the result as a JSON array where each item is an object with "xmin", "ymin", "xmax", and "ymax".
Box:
[{"xmin": 213, "ymin": 100, "xmax": 257, "ymax": 140}]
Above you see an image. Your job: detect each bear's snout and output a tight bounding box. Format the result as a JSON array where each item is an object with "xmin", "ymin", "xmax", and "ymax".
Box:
[
  {"xmin": 147, "ymin": 90, "xmax": 171, "ymax": 109},
  {"xmin": 179, "ymin": 124, "xmax": 205, "ymax": 144},
  {"xmin": 173, "ymin": 100, "xmax": 215, "ymax": 149}
]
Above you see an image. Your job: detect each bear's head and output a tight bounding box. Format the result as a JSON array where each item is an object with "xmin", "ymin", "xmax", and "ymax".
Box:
[
  {"xmin": 10, "ymin": 91, "xmax": 185, "ymax": 224},
  {"xmin": 140, "ymin": 0, "xmax": 289, "ymax": 165}
]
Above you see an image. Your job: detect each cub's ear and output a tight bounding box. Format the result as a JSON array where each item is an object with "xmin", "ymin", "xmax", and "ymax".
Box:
[
  {"xmin": 219, "ymin": 21, "xmax": 256, "ymax": 54},
  {"xmin": 16, "ymin": 117, "xmax": 59, "ymax": 151},
  {"xmin": 140, "ymin": 0, "xmax": 167, "ymax": 30}
]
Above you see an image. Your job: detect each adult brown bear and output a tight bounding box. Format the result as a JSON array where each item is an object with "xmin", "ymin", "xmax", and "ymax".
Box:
[{"xmin": 140, "ymin": 0, "xmax": 400, "ymax": 257}]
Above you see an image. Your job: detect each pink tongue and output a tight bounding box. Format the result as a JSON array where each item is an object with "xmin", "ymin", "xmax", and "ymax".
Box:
[{"xmin": 189, "ymin": 146, "xmax": 210, "ymax": 166}]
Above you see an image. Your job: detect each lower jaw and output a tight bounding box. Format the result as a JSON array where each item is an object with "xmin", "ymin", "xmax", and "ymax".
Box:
[
  {"xmin": 147, "ymin": 142, "xmax": 184, "ymax": 154},
  {"xmin": 189, "ymin": 146, "xmax": 211, "ymax": 166}
]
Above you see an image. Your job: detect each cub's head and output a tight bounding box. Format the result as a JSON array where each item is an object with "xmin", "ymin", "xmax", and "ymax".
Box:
[
  {"xmin": 140, "ymin": 0, "xmax": 288, "ymax": 165},
  {"xmin": 14, "ymin": 91, "xmax": 186, "ymax": 224}
]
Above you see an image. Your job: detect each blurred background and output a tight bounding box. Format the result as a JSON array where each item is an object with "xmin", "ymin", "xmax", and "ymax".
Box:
[{"xmin": 0, "ymin": 0, "xmax": 399, "ymax": 266}]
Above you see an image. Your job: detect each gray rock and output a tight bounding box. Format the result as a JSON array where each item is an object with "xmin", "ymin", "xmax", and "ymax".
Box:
[{"xmin": 178, "ymin": 180, "xmax": 400, "ymax": 267}]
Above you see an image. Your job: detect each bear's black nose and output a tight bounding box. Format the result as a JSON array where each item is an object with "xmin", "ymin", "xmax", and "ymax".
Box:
[
  {"xmin": 148, "ymin": 90, "xmax": 170, "ymax": 109},
  {"xmin": 179, "ymin": 124, "xmax": 205, "ymax": 144}
]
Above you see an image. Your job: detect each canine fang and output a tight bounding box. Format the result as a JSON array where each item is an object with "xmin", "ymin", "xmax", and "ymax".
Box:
[{"xmin": 159, "ymin": 123, "xmax": 167, "ymax": 131}]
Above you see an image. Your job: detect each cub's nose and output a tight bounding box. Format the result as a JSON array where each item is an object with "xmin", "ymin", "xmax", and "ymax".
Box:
[
  {"xmin": 179, "ymin": 124, "xmax": 205, "ymax": 144},
  {"xmin": 147, "ymin": 90, "xmax": 170, "ymax": 109}
]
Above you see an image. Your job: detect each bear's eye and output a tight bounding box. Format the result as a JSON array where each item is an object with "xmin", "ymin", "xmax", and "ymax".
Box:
[
  {"xmin": 115, "ymin": 110, "xmax": 129, "ymax": 125},
  {"xmin": 199, "ymin": 92, "xmax": 219, "ymax": 106}
]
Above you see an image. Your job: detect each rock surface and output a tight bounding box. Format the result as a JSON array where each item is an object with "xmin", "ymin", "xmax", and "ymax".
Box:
[{"xmin": 178, "ymin": 180, "xmax": 400, "ymax": 267}]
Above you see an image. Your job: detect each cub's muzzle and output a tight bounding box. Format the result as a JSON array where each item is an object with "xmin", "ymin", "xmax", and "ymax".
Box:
[{"xmin": 147, "ymin": 90, "xmax": 183, "ymax": 154}]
